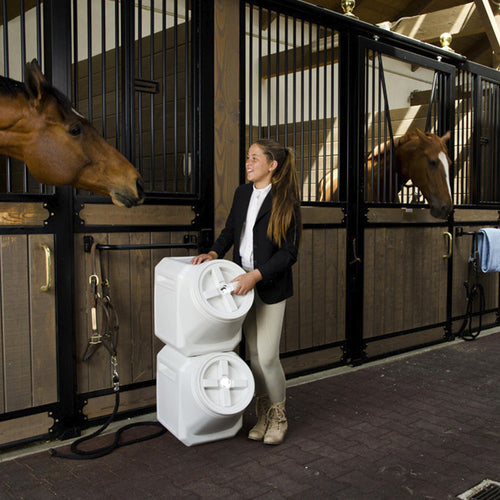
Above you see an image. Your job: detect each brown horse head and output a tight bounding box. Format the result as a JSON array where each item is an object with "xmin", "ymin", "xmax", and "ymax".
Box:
[
  {"xmin": 0, "ymin": 60, "xmax": 143, "ymax": 207},
  {"xmin": 318, "ymin": 129, "xmax": 453, "ymax": 220},
  {"xmin": 395, "ymin": 129, "xmax": 452, "ymax": 219}
]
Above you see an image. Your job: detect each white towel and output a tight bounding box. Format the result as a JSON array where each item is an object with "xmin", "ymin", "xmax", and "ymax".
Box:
[{"xmin": 477, "ymin": 228, "xmax": 500, "ymax": 272}]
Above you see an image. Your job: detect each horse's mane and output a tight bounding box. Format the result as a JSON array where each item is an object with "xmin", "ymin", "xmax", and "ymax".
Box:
[
  {"xmin": 0, "ymin": 73, "xmax": 73, "ymax": 114},
  {"xmin": 0, "ymin": 74, "xmax": 29, "ymax": 98}
]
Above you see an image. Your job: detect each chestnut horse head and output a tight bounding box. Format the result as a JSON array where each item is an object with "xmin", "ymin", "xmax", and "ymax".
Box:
[
  {"xmin": 318, "ymin": 129, "xmax": 452, "ymax": 220},
  {"xmin": 393, "ymin": 129, "xmax": 452, "ymax": 219},
  {"xmin": 0, "ymin": 60, "xmax": 144, "ymax": 207}
]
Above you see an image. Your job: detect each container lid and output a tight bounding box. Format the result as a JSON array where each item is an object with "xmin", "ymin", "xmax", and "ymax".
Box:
[
  {"xmin": 195, "ymin": 260, "xmax": 254, "ymax": 320},
  {"xmin": 193, "ymin": 353, "xmax": 254, "ymax": 416}
]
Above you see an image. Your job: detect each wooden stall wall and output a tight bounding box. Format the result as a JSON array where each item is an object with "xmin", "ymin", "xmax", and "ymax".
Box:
[
  {"xmin": 0, "ymin": 226, "xmax": 57, "ymax": 445},
  {"xmin": 74, "ymin": 229, "xmax": 197, "ymax": 419},
  {"xmin": 281, "ymin": 222, "xmax": 346, "ymax": 374},
  {"xmin": 363, "ymin": 219, "xmax": 449, "ymax": 358},
  {"xmin": 452, "ymin": 210, "xmax": 500, "ymax": 333}
]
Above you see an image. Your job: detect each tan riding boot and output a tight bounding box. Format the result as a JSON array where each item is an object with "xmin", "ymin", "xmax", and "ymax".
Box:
[
  {"xmin": 248, "ymin": 395, "xmax": 270, "ymax": 441},
  {"xmin": 263, "ymin": 400, "xmax": 288, "ymax": 445}
]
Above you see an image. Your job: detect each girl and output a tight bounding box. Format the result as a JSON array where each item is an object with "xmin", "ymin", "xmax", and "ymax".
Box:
[{"xmin": 191, "ymin": 139, "xmax": 301, "ymax": 444}]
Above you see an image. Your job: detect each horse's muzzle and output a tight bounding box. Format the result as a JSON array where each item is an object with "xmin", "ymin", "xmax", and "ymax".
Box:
[
  {"xmin": 110, "ymin": 178, "xmax": 145, "ymax": 207},
  {"xmin": 430, "ymin": 202, "xmax": 452, "ymax": 220}
]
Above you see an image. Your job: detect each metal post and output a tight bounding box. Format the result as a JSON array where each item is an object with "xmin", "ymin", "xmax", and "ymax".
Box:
[
  {"xmin": 343, "ymin": 31, "xmax": 366, "ymax": 365},
  {"xmin": 192, "ymin": 0, "xmax": 214, "ymax": 244},
  {"xmin": 43, "ymin": 0, "xmax": 82, "ymax": 439},
  {"xmin": 121, "ymin": 0, "xmax": 135, "ymax": 162}
]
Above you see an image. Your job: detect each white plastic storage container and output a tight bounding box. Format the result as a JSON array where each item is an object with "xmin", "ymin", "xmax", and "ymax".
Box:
[
  {"xmin": 155, "ymin": 257, "xmax": 254, "ymax": 356},
  {"xmin": 156, "ymin": 344, "xmax": 255, "ymax": 446}
]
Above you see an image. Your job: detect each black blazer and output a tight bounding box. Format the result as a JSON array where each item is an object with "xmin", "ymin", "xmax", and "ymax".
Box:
[{"xmin": 210, "ymin": 182, "xmax": 301, "ymax": 304}]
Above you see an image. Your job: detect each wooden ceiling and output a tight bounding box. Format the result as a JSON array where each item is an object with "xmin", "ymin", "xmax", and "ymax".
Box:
[{"xmin": 304, "ymin": 0, "xmax": 500, "ymax": 69}]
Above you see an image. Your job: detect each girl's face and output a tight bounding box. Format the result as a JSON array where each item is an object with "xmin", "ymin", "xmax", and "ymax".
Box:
[{"xmin": 245, "ymin": 144, "xmax": 277, "ymax": 188}]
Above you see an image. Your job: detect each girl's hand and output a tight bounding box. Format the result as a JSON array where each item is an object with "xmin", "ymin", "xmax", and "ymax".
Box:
[
  {"xmin": 231, "ymin": 269, "xmax": 262, "ymax": 295},
  {"xmin": 191, "ymin": 251, "xmax": 218, "ymax": 265}
]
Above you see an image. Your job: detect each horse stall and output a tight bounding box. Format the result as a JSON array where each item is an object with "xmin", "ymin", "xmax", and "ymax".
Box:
[{"xmin": 1, "ymin": 0, "xmax": 500, "ymax": 450}]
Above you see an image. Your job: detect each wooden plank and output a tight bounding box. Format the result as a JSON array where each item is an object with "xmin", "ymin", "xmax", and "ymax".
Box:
[
  {"xmin": 0, "ymin": 202, "xmax": 48, "ymax": 226},
  {"xmin": 377, "ymin": 228, "xmax": 388, "ymax": 336},
  {"xmin": 337, "ymin": 229, "xmax": 346, "ymax": 341},
  {"xmin": 454, "ymin": 209, "xmax": 499, "ymax": 222},
  {"xmin": 312, "ymin": 229, "xmax": 326, "ymax": 346},
  {"xmin": 363, "ymin": 229, "xmax": 375, "ymax": 338},
  {"xmin": 151, "ymin": 232, "xmax": 173, "ymax": 370},
  {"xmin": 324, "ymin": 228, "xmax": 338, "ymax": 343},
  {"xmin": 214, "ymin": 0, "xmax": 240, "ymax": 237},
  {"xmin": 0, "ymin": 413, "xmax": 52, "ymax": 447},
  {"xmin": 29, "ymin": 234, "xmax": 57, "ymax": 406},
  {"xmin": 473, "ymin": 0, "xmax": 500, "ymax": 68},
  {"xmin": 285, "ymin": 262, "xmax": 301, "ymax": 352},
  {"xmin": 75, "ymin": 233, "xmax": 110, "ymax": 393},
  {"xmin": 1, "ymin": 235, "xmax": 31, "ymax": 411},
  {"xmin": 84, "ymin": 386, "xmax": 156, "ymax": 420},
  {"xmin": 281, "ymin": 346, "xmax": 344, "ymax": 376},
  {"xmin": 365, "ymin": 327, "xmax": 445, "ymax": 359},
  {"xmin": 301, "ymin": 206, "xmax": 344, "ymax": 224},
  {"xmin": 130, "ymin": 233, "xmax": 153, "ymax": 383},
  {"xmin": 367, "ymin": 207, "xmax": 438, "ymax": 224},
  {"xmin": 74, "ymin": 233, "xmax": 91, "ymax": 393},
  {"xmin": 79, "ymin": 204, "xmax": 193, "ymax": 226},
  {"xmin": 389, "ymin": 3, "xmax": 480, "ymax": 42},
  {"xmin": 383, "ymin": 228, "xmax": 396, "ymax": 334},
  {"xmin": 299, "ymin": 230, "xmax": 314, "ymax": 349},
  {"xmin": 107, "ymin": 233, "xmax": 133, "ymax": 387}
]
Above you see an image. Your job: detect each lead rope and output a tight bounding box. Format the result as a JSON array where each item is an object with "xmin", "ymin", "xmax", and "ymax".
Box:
[
  {"xmin": 50, "ymin": 243, "xmax": 166, "ymax": 460},
  {"xmin": 457, "ymin": 233, "xmax": 485, "ymax": 341}
]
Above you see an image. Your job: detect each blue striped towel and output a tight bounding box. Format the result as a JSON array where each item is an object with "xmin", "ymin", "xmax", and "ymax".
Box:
[{"xmin": 477, "ymin": 228, "xmax": 500, "ymax": 272}]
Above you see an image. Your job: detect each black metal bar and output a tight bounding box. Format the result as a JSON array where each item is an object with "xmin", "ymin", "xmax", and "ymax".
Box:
[
  {"xmin": 101, "ymin": 0, "xmax": 106, "ymax": 137},
  {"xmin": 275, "ymin": 12, "xmax": 279, "ymax": 142},
  {"xmin": 87, "ymin": 0, "xmax": 92, "ymax": 121},
  {"xmin": 267, "ymin": 7, "xmax": 271, "ymax": 139},
  {"xmin": 121, "ymin": 0, "xmax": 135, "ymax": 162},
  {"xmin": 184, "ymin": 0, "xmax": 190, "ymax": 193},
  {"xmin": 137, "ymin": 0, "xmax": 144, "ymax": 174},
  {"xmin": 43, "ymin": 0, "xmax": 82, "ymax": 440},
  {"xmin": 114, "ymin": 0, "xmax": 120, "ymax": 150},
  {"xmin": 192, "ymin": 0, "xmax": 214, "ymax": 232},
  {"xmin": 161, "ymin": 0, "xmax": 166, "ymax": 190},
  {"xmin": 344, "ymin": 31, "xmax": 366, "ymax": 365},
  {"xmin": 173, "ymin": 0, "xmax": 179, "ymax": 191},
  {"xmin": 96, "ymin": 243, "xmax": 198, "ymax": 251}
]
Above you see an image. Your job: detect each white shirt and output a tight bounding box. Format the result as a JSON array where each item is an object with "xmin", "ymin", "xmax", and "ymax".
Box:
[{"xmin": 239, "ymin": 183, "xmax": 272, "ymax": 270}]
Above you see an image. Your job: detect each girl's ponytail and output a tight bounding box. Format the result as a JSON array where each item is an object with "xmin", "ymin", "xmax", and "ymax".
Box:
[{"xmin": 254, "ymin": 139, "xmax": 301, "ymax": 246}]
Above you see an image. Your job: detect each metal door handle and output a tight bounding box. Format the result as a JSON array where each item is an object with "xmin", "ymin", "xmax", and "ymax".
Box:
[
  {"xmin": 442, "ymin": 232, "xmax": 453, "ymax": 259},
  {"xmin": 40, "ymin": 244, "xmax": 52, "ymax": 291},
  {"xmin": 349, "ymin": 238, "xmax": 362, "ymax": 265}
]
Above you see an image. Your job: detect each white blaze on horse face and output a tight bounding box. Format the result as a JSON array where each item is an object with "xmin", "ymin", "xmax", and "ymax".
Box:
[{"xmin": 438, "ymin": 151, "xmax": 452, "ymax": 200}]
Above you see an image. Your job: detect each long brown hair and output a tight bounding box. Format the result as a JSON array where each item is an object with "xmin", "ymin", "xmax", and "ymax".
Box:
[{"xmin": 254, "ymin": 139, "xmax": 301, "ymax": 245}]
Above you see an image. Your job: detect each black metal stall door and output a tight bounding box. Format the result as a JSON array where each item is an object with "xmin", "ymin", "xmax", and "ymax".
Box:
[{"xmin": 354, "ymin": 38, "xmax": 456, "ymax": 361}]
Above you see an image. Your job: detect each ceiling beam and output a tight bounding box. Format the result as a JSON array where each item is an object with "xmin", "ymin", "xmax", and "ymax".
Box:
[
  {"xmin": 473, "ymin": 0, "xmax": 500, "ymax": 68},
  {"xmin": 389, "ymin": 3, "xmax": 482, "ymax": 42}
]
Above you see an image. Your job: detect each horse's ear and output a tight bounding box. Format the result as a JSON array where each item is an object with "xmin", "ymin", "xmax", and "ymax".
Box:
[
  {"xmin": 440, "ymin": 130, "xmax": 451, "ymax": 143},
  {"xmin": 414, "ymin": 129, "xmax": 429, "ymax": 141},
  {"xmin": 25, "ymin": 59, "xmax": 47, "ymax": 102}
]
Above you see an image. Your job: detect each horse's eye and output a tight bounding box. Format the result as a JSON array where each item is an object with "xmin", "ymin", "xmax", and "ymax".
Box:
[
  {"xmin": 69, "ymin": 125, "xmax": 81, "ymax": 136},
  {"xmin": 429, "ymin": 159, "xmax": 438, "ymax": 168}
]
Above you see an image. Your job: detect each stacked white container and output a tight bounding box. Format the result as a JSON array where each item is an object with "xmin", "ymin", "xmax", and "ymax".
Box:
[{"xmin": 154, "ymin": 257, "xmax": 255, "ymax": 446}]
